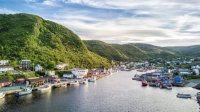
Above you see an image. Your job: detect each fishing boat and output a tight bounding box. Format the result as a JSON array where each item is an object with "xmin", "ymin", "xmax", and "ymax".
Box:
[
  {"xmin": 38, "ymin": 84, "xmax": 51, "ymax": 91},
  {"xmin": 70, "ymin": 80, "xmax": 79, "ymax": 86},
  {"xmin": 88, "ymin": 76, "xmax": 96, "ymax": 82},
  {"xmin": 0, "ymin": 92, "xmax": 5, "ymax": 98},
  {"xmin": 142, "ymin": 79, "xmax": 148, "ymax": 86},
  {"xmin": 176, "ymin": 93, "xmax": 191, "ymax": 98},
  {"xmin": 15, "ymin": 86, "xmax": 32, "ymax": 97}
]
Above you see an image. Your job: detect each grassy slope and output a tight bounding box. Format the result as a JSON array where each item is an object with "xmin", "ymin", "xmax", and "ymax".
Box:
[{"xmin": 0, "ymin": 13, "xmax": 110, "ymax": 68}]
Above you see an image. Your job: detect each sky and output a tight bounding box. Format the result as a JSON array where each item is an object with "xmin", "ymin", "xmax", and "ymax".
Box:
[{"xmin": 0, "ymin": 0, "xmax": 200, "ymax": 46}]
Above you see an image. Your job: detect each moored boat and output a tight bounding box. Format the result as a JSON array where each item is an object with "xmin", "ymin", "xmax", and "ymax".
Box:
[
  {"xmin": 80, "ymin": 79, "xmax": 88, "ymax": 84},
  {"xmin": 70, "ymin": 80, "xmax": 79, "ymax": 86},
  {"xmin": 142, "ymin": 79, "xmax": 148, "ymax": 86},
  {"xmin": 176, "ymin": 93, "xmax": 191, "ymax": 98},
  {"xmin": 88, "ymin": 76, "xmax": 96, "ymax": 82},
  {"xmin": 15, "ymin": 86, "xmax": 32, "ymax": 97},
  {"xmin": 53, "ymin": 84, "xmax": 61, "ymax": 88},
  {"xmin": 0, "ymin": 92, "xmax": 5, "ymax": 98},
  {"xmin": 166, "ymin": 84, "xmax": 172, "ymax": 90},
  {"xmin": 38, "ymin": 84, "xmax": 51, "ymax": 91}
]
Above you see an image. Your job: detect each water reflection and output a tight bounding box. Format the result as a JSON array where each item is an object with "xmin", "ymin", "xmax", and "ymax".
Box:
[{"xmin": 0, "ymin": 71, "xmax": 199, "ymax": 112}]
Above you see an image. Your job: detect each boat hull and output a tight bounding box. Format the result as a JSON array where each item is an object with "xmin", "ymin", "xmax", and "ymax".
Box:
[
  {"xmin": 0, "ymin": 92, "xmax": 5, "ymax": 98},
  {"xmin": 15, "ymin": 91, "xmax": 32, "ymax": 97},
  {"xmin": 177, "ymin": 94, "xmax": 191, "ymax": 98}
]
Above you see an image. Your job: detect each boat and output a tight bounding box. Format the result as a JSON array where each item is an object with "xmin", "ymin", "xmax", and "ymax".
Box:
[
  {"xmin": 0, "ymin": 92, "xmax": 5, "ymax": 98},
  {"xmin": 70, "ymin": 80, "xmax": 79, "ymax": 86},
  {"xmin": 38, "ymin": 84, "xmax": 51, "ymax": 91},
  {"xmin": 53, "ymin": 84, "xmax": 61, "ymax": 88},
  {"xmin": 15, "ymin": 86, "xmax": 32, "ymax": 97},
  {"xmin": 176, "ymin": 93, "xmax": 191, "ymax": 98},
  {"xmin": 166, "ymin": 84, "xmax": 172, "ymax": 90},
  {"xmin": 142, "ymin": 79, "xmax": 148, "ymax": 86},
  {"xmin": 80, "ymin": 79, "xmax": 88, "ymax": 84},
  {"xmin": 88, "ymin": 76, "xmax": 96, "ymax": 82}
]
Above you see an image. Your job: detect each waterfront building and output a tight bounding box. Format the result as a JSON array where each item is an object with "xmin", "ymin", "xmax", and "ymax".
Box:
[
  {"xmin": 0, "ymin": 79, "xmax": 12, "ymax": 88},
  {"xmin": 27, "ymin": 77, "xmax": 46, "ymax": 86},
  {"xmin": 71, "ymin": 68, "xmax": 88, "ymax": 79},
  {"xmin": 0, "ymin": 65, "xmax": 14, "ymax": 72},
  {"xmin": 178, "ymin": 69, "xmax": 191, "ymax": 75}
]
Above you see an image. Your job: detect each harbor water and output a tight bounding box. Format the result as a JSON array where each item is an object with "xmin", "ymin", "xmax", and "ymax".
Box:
[{"xmin": 0, "ymin": 71, "xmax": 199, "ymax": 112}]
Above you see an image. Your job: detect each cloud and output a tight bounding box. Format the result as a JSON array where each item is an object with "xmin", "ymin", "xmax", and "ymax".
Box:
[
  {"xmin": 0, "ymin": 8, "xmax": 19, "ymax": 14},
  {"xmin": 1, "ymin": 0, "xmax": 200, "ymax": 46}
]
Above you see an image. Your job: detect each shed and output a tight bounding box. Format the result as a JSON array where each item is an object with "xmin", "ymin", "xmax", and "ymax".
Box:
[
  {"xmin": 27, "ymin": 77, "xmax": 46, "ymax": 86},
  {"xmin": 0, "ymin": 79, "xmax": 12, "ymax": 87}
]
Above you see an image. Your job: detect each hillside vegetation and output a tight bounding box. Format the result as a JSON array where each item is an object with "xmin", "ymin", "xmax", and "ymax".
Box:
[
  {"xmin": 0, "ymin": 13, "xmax": 111, "ymax": 68},
  {"xmin": 84, "ymin": 41, "xmax": 181, "ymax": 62}
]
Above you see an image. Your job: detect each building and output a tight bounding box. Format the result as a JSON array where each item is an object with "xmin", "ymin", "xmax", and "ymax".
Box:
[
  {"xmin": 45, "ymin": 71, "xmax": 55, "ymax": 76},
  {"xmin": 63, "ymin": 74, "xmax": 73, "ymax": 79},
  {"xmin": 21, "ymin": 60, "xmax": 31, "ymax": 70},
  {"xmin": 0, "ymin": 65, "xmax": 14, "ymax": 72},
  {"xmin": 27, "ymin": 77, "xmax": 46, "ymax": 86},
  {"xmin": 0, "ymin": 79, "xmax": 12, "ymax": 87},
  {"xmin": 35, "ymin": 64, "xmax": 43, "ymax": 72},
  {"xmin": 0, "ymin": 60, "xmax": 9, "ymax": 65},
  {"xmin": 56, "ymin": 63, "xmax": 68, "ymax": 70},
  {"xmin": 178, "ymin": 69, "xmax": 191, "ymax": 75},
  {"xmin": 71, "ymin": 68, "xmax": 88, "ymax": 79}
]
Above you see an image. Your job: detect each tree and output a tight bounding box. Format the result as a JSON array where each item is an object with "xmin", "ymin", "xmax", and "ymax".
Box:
[{"xmin": 47, "ymin": 61, "xmax": 56, "ymax": 70}]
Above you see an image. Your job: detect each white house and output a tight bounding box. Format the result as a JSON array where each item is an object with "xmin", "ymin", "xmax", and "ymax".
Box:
[
  {"xmin": 56, "ymin": 63, "xmax": 68, "ymax": 70},
  {"xmin": 45, "ymin": 71, "xmax": 55, "ymax": 76},
  {"xmin": 193, "ymin": 69, "xmax": 200, "ymax": 75},
  {"xmin": 0, "ymin": 60, "xmax": 9, "ymax": 65},
  {"xmin": 63, "ymin": 74, "xmax": 73, "ymax": 79},
  {"xmin": 71, "ymin": 68, "xmax": 88, "ymax": 79},
  {"xmin": 0, "ymin": 66, "xmax": 14, "ymax": 72},
  {"xmin": 35, "ymin": 64, "xmax": 43, "ymax": 72}
]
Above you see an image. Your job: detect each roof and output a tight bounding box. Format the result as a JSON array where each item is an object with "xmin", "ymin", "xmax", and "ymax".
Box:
[
  {"xmin": 0, "ymin": 65, "xmax": 13, "ymax": 68},
  {"xmin": 0, "ymin": 79, "xmax": 11, "ymax": 83},
  {"xmin": 21, "ymin": 60, "xmax": 31, "ymax": 62},
  {"xmin": 27, "ymin": 78, "xmax": 46, "ymax": 84}
]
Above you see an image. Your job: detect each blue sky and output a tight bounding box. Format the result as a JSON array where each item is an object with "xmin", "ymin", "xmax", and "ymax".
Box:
[{"xmin": 0, "ymin": 0, "xmax": 200, "ymax": 46}]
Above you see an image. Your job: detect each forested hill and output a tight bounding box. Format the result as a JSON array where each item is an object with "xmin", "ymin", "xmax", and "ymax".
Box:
[
  {"xmin": 0, "ymin": 13, "xmax": 111, "ymax": 68},
  {"xmin": 84, "ymin": 41, "xmax": 182, "ymax": 62}
]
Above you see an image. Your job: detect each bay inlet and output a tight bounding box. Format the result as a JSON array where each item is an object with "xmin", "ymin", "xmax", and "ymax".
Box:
[{"xmin": 0, "ymin": 70, "xmax": 199, "ymax": 112}]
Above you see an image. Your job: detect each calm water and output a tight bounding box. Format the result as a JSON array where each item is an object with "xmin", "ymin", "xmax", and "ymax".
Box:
[{"xmin": 0, "ymin": 71, "xmax": 199, "ymax": 112}]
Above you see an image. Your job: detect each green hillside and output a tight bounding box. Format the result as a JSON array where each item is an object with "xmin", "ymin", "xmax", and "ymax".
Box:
[
  {"xmin": 0, "ymin": 13, "xmax": 111, "ymax": 68},
  {"xmin": 168, "ymin": 45, "xmax": 200, "ymax": 57},
  {"xmin": 84, "ymin": 41, "xmax": 180, "ymax": 62},
  {"xmin": 133, "ymin": 43, "xmax": 181, "ymax": 59},
  {"xmin": 83, "ymin": 40, "xmax": 128, "ymax": 61}
]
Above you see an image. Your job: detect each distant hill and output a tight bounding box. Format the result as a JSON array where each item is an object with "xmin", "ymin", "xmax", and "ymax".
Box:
[
  {"xmin": 0, "ymin": 13, "xmax": 111, "ymax": 68},
  {"xmin": 168, "ymin": 45, "xmax": 200, "ymax": 57},
  {"xmin": 83, "ymin": 40, "xmax": 128, "ymax": 61},
  {"xmin": 84, "ymin": 41, "xmax": 181, "ymax": 61}
]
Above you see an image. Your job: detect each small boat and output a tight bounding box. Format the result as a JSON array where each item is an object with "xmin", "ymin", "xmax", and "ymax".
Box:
[
  {"xmin": 196, "ymin": 92, "xmax": 200, "ymax": 98},
  {"xmin": 15, "ymin": 86, "xmax": 32, "ymax": 97},
  {"xmin": 166, "ymin": 84, "xmax": 172, "ymax": 90},
  {"xmin": 0, "ymin": 92, "xmax": 5, "ymax": 98},
  {"xmin": 70, "ymin": 80, "xmax": 79, "ymax": 86},
  {"xmin": 142, "ymin": 79, "xmax": 148, "ymax": 86},
  {"xmin": 176, "ymin": 93, "xmax": 191, "ymax": 98},
  {"xmin": 80, "ymin": 79, "xmax": 88, "ymax": 84},
  {"xmin": 88, "ymin": 76, "xmax": 96, "ymax": 82},
  {"xmin": 38, "ymin": 84, "xmax": 51, "ymax": 91},
  {"xmin": 53, "ymin": 84, "xmax": 61, "ymax": 88}
]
